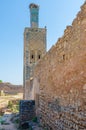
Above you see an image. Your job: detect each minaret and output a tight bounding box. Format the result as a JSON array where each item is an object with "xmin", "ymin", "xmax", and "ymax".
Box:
[
  {"xmin": 29, "ymin": 3, "xmax": 39, "ymax": 28},
  {"xmin": 23, "ymin": 3, "xmax": 47, "ymax": 99}
]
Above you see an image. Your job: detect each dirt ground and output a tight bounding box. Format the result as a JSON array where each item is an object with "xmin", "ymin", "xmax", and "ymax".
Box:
[
  {"xmin": 0, "ymin": 112, "xmax": 43, "ymax": 130},
  {"xmin": 0, "ymin": 93, "xmax": 22, "ymax": 130},
  {"xmin": 0, "ymin": 112, "xmax": 17, "ymax": 130},
  {"xmin": 0, "ymin": 93, "xmax": 23, "ymax": 108},
  {"xmin": 0, "ymin": 94, "xmax": 44, "ymax": 130}
]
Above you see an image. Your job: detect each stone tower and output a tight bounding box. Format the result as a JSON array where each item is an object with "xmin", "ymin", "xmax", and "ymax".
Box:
[{"xmin": 23, "ymin": 3, "xmax": 47, "ymax": 99}]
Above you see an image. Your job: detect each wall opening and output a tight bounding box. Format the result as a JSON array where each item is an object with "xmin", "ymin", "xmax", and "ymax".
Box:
[
  {"xmin": 30, "ymin": 50, "xmax": 35, "ymax": 63},
  {"xmin": 37, "ymin": 50, "xmax": 42, "ymax": 60},
  {"xmin": 31, "ymin": 55, "xmax": 34, "ymax": 59},
  {"xmin": 63, "ymin": 54, "xmax": 65, "ymax": 60},
  {"xmin": 38, "ymin": 55, "xmax": 41, "ymax": 59}
]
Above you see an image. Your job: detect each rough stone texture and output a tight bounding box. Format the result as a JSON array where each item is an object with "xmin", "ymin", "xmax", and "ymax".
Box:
[
  {"xmin": 33, "ymin": 2, "xmax": 86, "ymax": 130},
  {"xmin": 23, "ymin": 4, "xmax": 46, "ymax": 100},
  {"xmin": 19, "ymin": 100, "xmax": 35, "ymax": 125}
]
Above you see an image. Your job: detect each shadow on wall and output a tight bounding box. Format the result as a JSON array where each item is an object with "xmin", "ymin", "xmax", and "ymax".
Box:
[{"xmin": 33, "ymin": 78, "xmax": 40, "ymax": 107}]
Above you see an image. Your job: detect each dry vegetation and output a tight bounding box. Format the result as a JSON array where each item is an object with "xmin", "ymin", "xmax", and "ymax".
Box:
[{"xmin": 0, "ymin": 82, "xmax": 23, "ymax": 115}]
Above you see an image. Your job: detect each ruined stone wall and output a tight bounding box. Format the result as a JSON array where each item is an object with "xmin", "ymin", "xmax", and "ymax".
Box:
[{"xmin": 33, "ymin": 3, "xmax": 86, "ymax": 130}]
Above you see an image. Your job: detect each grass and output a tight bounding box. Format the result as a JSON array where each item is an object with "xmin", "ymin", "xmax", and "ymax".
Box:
[
  {"xmin": 0, "ymin": 93, "xmax": 22, "ymax": 106},
  {"xmin": 7, "ymin": 100, "xmax": 20, "ymax": 113}
]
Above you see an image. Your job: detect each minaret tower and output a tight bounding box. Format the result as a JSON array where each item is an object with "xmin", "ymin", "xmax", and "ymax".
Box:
[
  {"xmin": 23, "ymin": 3, "xmax": 47, "ymax": 99},
  {"xmin": 29, "ymin": 3, "xmax": 39, "ymax": 28}
]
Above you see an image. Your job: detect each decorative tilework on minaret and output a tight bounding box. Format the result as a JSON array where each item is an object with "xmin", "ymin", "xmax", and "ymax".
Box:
[
  {"xmin": 29, "ymin": 3, "xmax": 39, "ymax": 28},
  {"xmin": 23, "ymin": 3, "xmax": 47, "ymax": 99}
]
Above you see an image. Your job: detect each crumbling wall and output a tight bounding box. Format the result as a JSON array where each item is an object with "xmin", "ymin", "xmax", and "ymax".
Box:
[
  {"xmin": 33, "ymin": 2, "xmax": 86, "ymax": 130},
  {"xmin": 19, "ymin": 100, "xmax": 35, "ymax": 124}
]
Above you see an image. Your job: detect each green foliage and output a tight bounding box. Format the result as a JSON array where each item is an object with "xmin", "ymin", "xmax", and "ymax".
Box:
[
  {"xmin": 14, "ymin": 118, "xmax": 19, "ymax": 124},
  {"xmin": 32, "ymin": 117, "xmax": 37, "ymax": 122},
  {"xmin": 0, "ymin": 120, "xmax": 5, "ymax": 124},
  {"xmin": 7, "ymin": 100, "xmax": 19, "ymax": 113},
  {"xmin": 8, "ymin": 101, "xmax": 13, "ymax": 108},
  {"xmin": 0, "ymin": 80, "xmax": 2, "ymax": 83},
  {"xmin": 0, "ymin": 111, "xmax": 4, "ymax": 116},
  {"xmin": 29, "ymin": 126, "xmax": 32, "ymax": 130}
]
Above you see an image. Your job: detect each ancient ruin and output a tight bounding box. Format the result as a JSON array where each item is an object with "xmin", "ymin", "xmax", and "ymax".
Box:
[
  {"xmin": 23, "ymin": 3, "xmax": 47, "ymax": 100},
  {"xmin": 23, "ymin": 2, "xmax": 86, "ymax": 130}
]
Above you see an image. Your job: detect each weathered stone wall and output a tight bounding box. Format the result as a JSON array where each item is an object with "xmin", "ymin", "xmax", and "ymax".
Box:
[
  {"xmin": 33, "ymin": 2, "xmax": 86, "ymax": 130},
  {"xmin": 19, "ymin": 100, "xmax": 35, "ymax": 125}
]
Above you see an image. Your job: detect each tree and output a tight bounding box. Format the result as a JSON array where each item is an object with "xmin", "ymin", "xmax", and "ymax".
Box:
[{"xmin": 0, "ymin": 80, "xmax": 2, "ymax": 83}]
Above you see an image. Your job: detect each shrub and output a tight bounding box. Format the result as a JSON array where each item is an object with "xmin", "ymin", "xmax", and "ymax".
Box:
[
  {"xmin": 0, "ymin": 80, "xmax": 2, "ymax": 83},
  {"xmin": 32, "ymin": 117, "xmax": 37, "ymax": 122},
  {"xmin": 8, "ymin": 101, "xmax": 13, "ymax": 108}
]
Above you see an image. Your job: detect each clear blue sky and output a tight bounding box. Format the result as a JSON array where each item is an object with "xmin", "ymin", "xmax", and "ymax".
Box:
[{"xmin": 0, "ymin": 0, "xmax": 85, "ymax": 85}]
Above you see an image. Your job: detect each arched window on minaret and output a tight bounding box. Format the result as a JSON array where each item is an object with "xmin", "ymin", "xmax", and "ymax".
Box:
[
  {"xmin": 37, "ymin": 50, "xmax": 42, "ymax": 60},
  {"xmin": 30, "ymin": 50, "xmax": 35, "ymax": 63}
]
